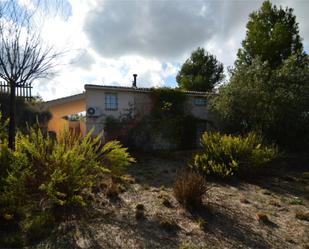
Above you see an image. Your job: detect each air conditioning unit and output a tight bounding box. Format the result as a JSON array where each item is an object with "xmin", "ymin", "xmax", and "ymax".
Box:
[{"xmin": 86, "ymin": 107, "xmax": 101, "ymax": 117}]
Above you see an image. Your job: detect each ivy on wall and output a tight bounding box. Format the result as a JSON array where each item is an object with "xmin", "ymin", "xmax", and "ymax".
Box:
[{"xmin": 104, "ymin": 87, "xmax": 202, "ymax": 151}]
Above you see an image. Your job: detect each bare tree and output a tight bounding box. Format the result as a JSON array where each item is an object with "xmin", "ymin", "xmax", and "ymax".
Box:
[{"xmin": 0, "ymin": 1, "xmax": 62, "ymax": 149}]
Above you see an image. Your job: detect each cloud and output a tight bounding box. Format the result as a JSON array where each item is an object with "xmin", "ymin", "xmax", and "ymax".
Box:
[
  {"xmin": 17, "ymin": 0, "xmax": 35, "ymax": 11},
  {"xmin": 84, "ymin": 0, "xmax": 218, "ymax": 60},
  {"xmin": 35, "ymin": 55, "xmax": 179, "ymax": 100},
  {"xmin": 31, "ymin": 0, "xmax": 309, "ymax": 101}
]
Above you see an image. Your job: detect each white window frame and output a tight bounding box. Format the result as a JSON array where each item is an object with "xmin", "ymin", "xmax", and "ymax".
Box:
[{"xmin": 105, "ymin": 93, "xmax": 118, "ymax": 110}]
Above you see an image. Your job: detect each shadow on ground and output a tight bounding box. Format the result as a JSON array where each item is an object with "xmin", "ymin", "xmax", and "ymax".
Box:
[
  {"xmin": 189, "ymin": 203, "xmax": 273, "ymax": 249},
  {"xmin": 127, "ymin": 151, "xmax": 192, "ymax": 188}
]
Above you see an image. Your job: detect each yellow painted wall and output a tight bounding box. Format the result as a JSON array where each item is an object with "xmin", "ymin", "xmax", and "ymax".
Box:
[{"xmin": 47, "ymin": 98, "xmax": 86, "ymax": 136}]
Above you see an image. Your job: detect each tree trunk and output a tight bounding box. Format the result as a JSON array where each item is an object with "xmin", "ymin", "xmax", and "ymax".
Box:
[{"xmin": 8, "ymin": 83, "xmax": 16, "ymax": 150}]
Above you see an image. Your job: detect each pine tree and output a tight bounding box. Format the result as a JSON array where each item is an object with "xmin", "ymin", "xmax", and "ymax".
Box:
[
  {"xmin": 176, "ymin": 47, "xmax": 224, "ymax": 92},
  {"xmin": 236, "ymin": 0, "xmax": 305, "ymax": 69}
]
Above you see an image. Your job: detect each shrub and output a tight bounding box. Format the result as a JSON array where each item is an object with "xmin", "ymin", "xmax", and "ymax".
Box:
[
  {"xmin": 0, "ymin": 143, "xmax": 30, "ymax": 242},
  {"xmin": 173, "ymin": 170, "xmax": 207, "ymax": 209},
  {"xmin": 105, "ymin": 180, "xmax": 121, "ymax": 198},
  {"xmin": 0, "ymin": 110, "xmax": 8, "ymax": 143},
  {"xmin": 192, "ymin": 132, "xmax": 278, "ymax": 178},
  {"xmin": 0, "ymin": 126, "xmax": 135, "ymax": 224},
  {"xmin": 210, "ymin": 55, "xmax": 309, "ymax": 151},
  {"xmin": 0, "ymin": 120, "xmax": 135, "ymax": 246},
  {"xmin": 13, "ymin": 127, "xmax": 135, "ymax": 210}
]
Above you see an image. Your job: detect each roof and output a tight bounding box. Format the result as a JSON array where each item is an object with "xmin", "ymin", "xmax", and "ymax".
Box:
[
  {"xmin": 84, "ymin": 84, "xmax": 209, "ymax": 97},
  {"xmin": 43, "ymin": 85, "xmax": 210, "ymax": 105},
  {"xmin": 43, "ymin": 92, "xmax": 85, "ymax": 108}
]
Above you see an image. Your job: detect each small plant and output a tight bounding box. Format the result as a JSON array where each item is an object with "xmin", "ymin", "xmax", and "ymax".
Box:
[
  {"xmin": 257, "ymin": 212, "xmax": 270, "ymax": 223},
  {"xmin": 157, "ymin": 214, "xmax": 179, "ymax": 233},
  {"xmin": 162, "ymin": 197, "xmax": 173, "ymax": 208},
  {"xmin": 262, "ymin": 190, "xmax": 272, "ymax": 196},
  {"xmin": 136, "ymin": 203, "xmax": 145, "ymax": 211},
  {"xmin": 268, "ymin": 199, "xmax": 281, "ymax": 207},
  {"xmin": 196, "ymin": 217, "xmax": 207, "ymax": 229},
  {"xmin": 120, "ymin": 175, "xmax": 136, "ymax": 184},
  {"xmin": 173, "ymin": 170, "xmax": 207, "ymax": 209},
  {"xmin": 135, "ymin": 204, "xmax": 145, "ymax": 220},
  {"xmin": 106, "ymin": 180, "xmax": 121, "ymax": 198},
  {"xmin": 179, "ymin": 241, "xmax": 198, "ymax": 249},
  {"xmin": 140, "ymin": 183, "xmax": 150, "ymax": 190},
  {"xmin": 0, "ymin": 111, "xmax": 8, "ymax": 141},
  {"xmin": 158, "ymin": 190, "xmax": 173, "ymax": 208},
  {"xmin": 160, "ymin": 185, "xmax": 167, "ymax": 191},
  {"xmin": 192, "ymin": 132, "xmax": 278, "ymax": 178},
  {"xmin": 22, "ymin": 212, "xmax": 55, "ymax": 244},
  {"xmin": 295, "ymin": 210, "xmax": 309, "ymax": 221},
  {"xmin": 289, "ymin": 197, "xmax": 304, "ymax": 205},
  {"xmin": 240, "ymin": 197, "xmax": 251, "ymax": 204},
  {"xmin": 303, "ymin": 244, "xmax": 309, "ymax": 249}
]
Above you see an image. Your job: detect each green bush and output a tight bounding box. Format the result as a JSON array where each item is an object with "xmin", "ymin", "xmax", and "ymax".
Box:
[
  {"xmin": 0, "ymin": 110, "xmax": 8, "ymax": 141},
  {"xmin": 210, "ymin": 55, "xmax": 309, "ymax": 151},
  {"xmin": 0, "ymin": 116, "xmax": 135, "ymax": 246},
  {"xmin": 1, "ymin": 126, "xmax": 134, "ymax": 216},
  {"xmin": 192, "ymin": 132, "xmax": 278, "ymax": 178},
  {"xmin": 13, "ymin": 127, "xmax": 135, "ymax": 210},
  {"xmin": 1, "ymin": 112, "xmax": 25, "ymax": 228},
  {"xmin": 0, "ymin": 143, "xmax": 30, "ymax": 236}
]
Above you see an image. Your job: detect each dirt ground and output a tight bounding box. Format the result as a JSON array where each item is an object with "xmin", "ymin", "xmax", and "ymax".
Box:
[{"xmin": 31, "ymin": 152, "xmax": 309, "ymax": 249}]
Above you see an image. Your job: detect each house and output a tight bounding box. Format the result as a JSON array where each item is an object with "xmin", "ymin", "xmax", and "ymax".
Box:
[{"xmin": 44, "ymin": 75, "xmax": 210, "ymax": 143}]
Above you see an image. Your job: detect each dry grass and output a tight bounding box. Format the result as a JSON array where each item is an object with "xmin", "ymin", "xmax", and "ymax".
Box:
[
  {"xmin": 156, "ymin": 213, "xmax": 179, "ymax": 233},
  {"xmin": 295, "ymin": 210, "xmax": 309, "ymax": 221},
  {"xmin": 256, "ymin": 213, "xmax": 270, "ymax": 223},
  {"xmin": 173, "ymin": 170, "xmax": 207, "ymax": 209},
  {"xmin": 105, "ymin": 180, "xmax": 121, "ymax": 198},
  {"xmin": 29, "ymin": 154, "xmax": 309, "ymax": 249},
  {"xmin": 158, "ymin": 191, "xmax": 173, "ymax": 208}
]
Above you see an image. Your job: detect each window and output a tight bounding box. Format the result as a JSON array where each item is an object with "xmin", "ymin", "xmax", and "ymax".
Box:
[
  {"xmin": 105, "ymin": 93, "xmax": 118, "ymax": 110},
  {"xmin": 194, "ymin": 97, "xmax": 207, "ymax": 106}
]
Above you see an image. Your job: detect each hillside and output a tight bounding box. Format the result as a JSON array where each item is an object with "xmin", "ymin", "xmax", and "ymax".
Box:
[{"xmin": 30, "ymin": 153, "xmax": 309, "ymax": 249}]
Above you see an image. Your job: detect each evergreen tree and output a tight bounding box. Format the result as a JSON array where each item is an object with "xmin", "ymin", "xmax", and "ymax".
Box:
[
  {"xmin": 177, "ymin": 47, "xmax": 224, "ymax": 92},
  {"xmin": 236, "ymin": 0, "xmax": 305, "ymax": 69},
  {"xmin": 212, "ymin": 1, "xmax": 309, "ymax": 151}
]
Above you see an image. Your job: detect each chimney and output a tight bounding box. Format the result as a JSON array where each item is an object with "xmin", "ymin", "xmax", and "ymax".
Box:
[{"xmin": 132, "ymin": 74, "xmax": 137, "ymax": 88}]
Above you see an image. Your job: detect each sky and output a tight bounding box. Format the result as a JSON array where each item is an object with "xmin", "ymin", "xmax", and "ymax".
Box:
[{"xmin": 16, "ymin": 0, "xmax": 309, "ymax": 101}]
